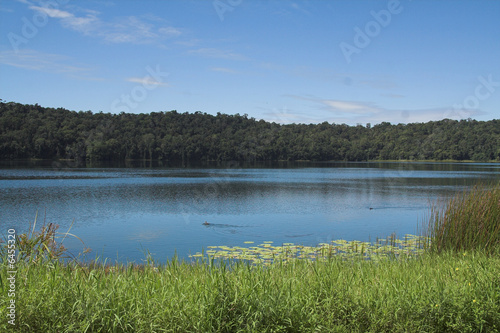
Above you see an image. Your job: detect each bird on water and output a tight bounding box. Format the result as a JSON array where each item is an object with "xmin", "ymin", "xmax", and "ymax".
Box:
[{"xmin": 202, "ymin": 221, "xmax": 210, "ymax": 225}]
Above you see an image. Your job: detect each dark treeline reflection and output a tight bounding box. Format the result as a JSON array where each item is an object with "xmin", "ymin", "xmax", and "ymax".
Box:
[
  {"xmin": 1, "ymin": 164, "xmax": 499, "ymax": 261},
  {"xmin": 1, "ymin": 101, "xmax": 499, "ymax": 162},
  {"xmin": 2, "ymin": 165, "xmax": 497, "ymax": 225}
]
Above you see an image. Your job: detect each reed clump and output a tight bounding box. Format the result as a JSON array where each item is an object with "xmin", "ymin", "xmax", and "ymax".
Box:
[
  {"xmin": 6, "ymin": 212, "xmax": 89, "ymax": 265},
  {"xmin": 426, "ymin": 183, "xmax": 500, "ymax": 254}
]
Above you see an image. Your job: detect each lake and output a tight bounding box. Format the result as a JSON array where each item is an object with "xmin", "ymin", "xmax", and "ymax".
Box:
[{"xmin": 1, "ymin": 161, "xmax": 499, "ymax": 263}]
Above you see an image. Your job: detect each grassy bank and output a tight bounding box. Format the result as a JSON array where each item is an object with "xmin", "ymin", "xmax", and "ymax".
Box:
[
  {"xmin": 1, "ymin": 184, "xmax": 499, "ymax": 332},
  {"xmin": 1, "ymin": 251, "xmax": 499, "ymax": 332}
]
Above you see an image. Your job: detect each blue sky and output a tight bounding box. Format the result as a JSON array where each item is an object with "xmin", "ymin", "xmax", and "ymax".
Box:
[{"xmin": 1, "ymin": 0, "xmax": 499, "ymax": 125}]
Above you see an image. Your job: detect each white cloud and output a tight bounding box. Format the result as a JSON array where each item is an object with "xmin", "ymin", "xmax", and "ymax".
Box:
[
  {"xmin": 188, "ymin": 48, "xmax": 248, "ymax": 61},
  {"xmin": 126, "ymin": 77, "xmax": 169, "ymax": 86},
  {"xmin": 26, "ymin": 5, "xmax": 182, "ymax": 45},
  {"xmin": 14, "ymin": 0, "xmax": 33, "ymax": 5},
  {"xmin": 158, "ymin": 27, "xmax": 182, "ymax": 37},
  {"xmin": 63, "ymin": 15, "xmax": 99, "ymax": 35},
  {"xmin": 258, "ymin": 106, "xmax": 313, "ymax": 124},
  {"xmin": 285, "ymin": 94, "xmax": 487, "ymax": 125},
  {"xmin": 381, "ymin": 93, "xmax": 405, "ymax": 99},
  {"xmin": 175, "ymin": 39, "xmax": 201, "ymax": 47},
  {"xmin": 27, "ymin": 5, "xmax": 98, "ymax": 35},
  {"xmin": 0, "ymin": 49, "xmax": 81, "ymax": 72},
  {"xmin": 290, "ymin": 2, "xmax": 312, "ymax": 16},
  {"xmin": 322, "ymin": 100, "xmax": 375, "ymax": 113},
  {"xmin": 0, "ymin": 5, "xmax": 14, "ymax": 12},
  {"xmin": 210, "ymin": 67, "xmax": 238, "ymax": 74},
  {"xmin": 29, "ymin": 6, "xmax": 73, "ymax": 18},
  {"xmin": 0, "ymin": 49, "xmax": 102, "ymax": 80}
]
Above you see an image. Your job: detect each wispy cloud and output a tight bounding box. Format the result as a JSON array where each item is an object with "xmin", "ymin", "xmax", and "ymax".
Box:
[
  {"xmin": 175, "ymin": 39, "xmax": 201, "ymax": 47},
  {"xmin": 0, "ymin": 49, "xmax": 102, "ymax": 80},
  {"xmin": 285, "ymin": 94, "xmax": 486, "ymax": 125},
  {"xmin": 29, "ymin": 6, "xmax": 73, "ymax": 18},
  {"xmin": 360, "ymin": 79, "xmax": 397, "ymax": 90},
  {"xmin": 257, "ymin": 105, "xmax": 314, "ymax": 124},
  {"xmin": 321, "ymin": 100, "xmax": 378, "ymax": 114},
  {"xmin": 188, "ymin": 48, "xmax": 248, "ymax": 61},
  {"xmin": 27, "ymin": 5, "xmax": 182, "ymax": 45},
  {"xmin": 14, "ymin": 0, "xmax": 32, "ymax": 5},
  {"xmin": 0, "ymin": 49, "xmax": 81, "ymax": 72},
  {"xmin": 158, "ymin": 27, "xmax": 182, "ymax": 37},
  {"xmin": 381, "ymin": 93, "xmax": 405, "ymax": 99},
  {"xmin": 290, "ymin": 2, "xmax": 312, "ymax": 16},
  {"xmin": 286, "ymin": 95, "xmax": 378, "ymax": 116},
  {"xmin": 126, "ymin": 77, "xmax": 169, "ymax": 86},
  {"xmin": 0, "ymin": 5, "xmax": 14, "ymax": 12},
  {"xmin": 210, "ymin": 67, "xmax": 238, "ymax": 74}
]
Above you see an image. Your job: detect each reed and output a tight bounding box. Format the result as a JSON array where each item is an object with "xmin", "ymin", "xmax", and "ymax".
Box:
[{"xmin": 426, "ymin": 183, "xmax": 500, "ymax": 254}]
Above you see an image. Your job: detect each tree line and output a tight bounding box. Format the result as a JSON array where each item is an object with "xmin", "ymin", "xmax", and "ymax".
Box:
[{"xmin": 0, "ymin": 101, "xmax": 499, "ymax": 162}]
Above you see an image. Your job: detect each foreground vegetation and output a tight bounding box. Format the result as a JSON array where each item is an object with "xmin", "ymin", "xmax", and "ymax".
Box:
[
  {"xmin": 189, "ymin": 235, "xmax": 430, "ymax": 264},
  {"xmin": 1, "ymin": 184, "xmax": 499, "ymax": 332},
  {"xmin": 1, "ymin": 101, "xmax": 499, "ymax": 162},
  {"xmin": 1, "ymin": 251, "xmax": 499, "ymax": 332},
  {"xmin": 427, "ymin": 184, "xmax": 500, "ymax": 255}
]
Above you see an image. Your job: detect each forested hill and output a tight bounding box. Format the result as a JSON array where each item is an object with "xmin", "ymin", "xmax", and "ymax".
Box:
[{"xmin": 0, "ymin": 101, "xmax": 499, "ymax": 162}]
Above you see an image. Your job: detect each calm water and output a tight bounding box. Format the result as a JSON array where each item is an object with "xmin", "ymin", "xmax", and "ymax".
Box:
[{"xmin": 1, "ymin": 161, "xmax": 499, "ymax": 263}]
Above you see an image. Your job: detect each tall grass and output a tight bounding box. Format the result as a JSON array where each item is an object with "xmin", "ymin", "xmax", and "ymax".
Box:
[
  {"xmin": 1, "ymin": 251, "xmax": 500, "ymax": 332},
  {"xmin": 8, "ymin": 211, "xmax": 89, "ymax": 264},
  {"xmin": 426, "ymin": 183, "xmax": 500, "ymax": 254}
]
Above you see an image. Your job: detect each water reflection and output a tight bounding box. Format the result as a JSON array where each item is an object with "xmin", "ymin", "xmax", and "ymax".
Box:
[{"xmin": 0, "ymin": 162, "xmax": 498, "ymax": 262}]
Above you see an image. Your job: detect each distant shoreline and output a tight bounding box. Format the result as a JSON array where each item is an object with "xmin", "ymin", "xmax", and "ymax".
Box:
[
  {"xmin": 2, "ymin": 102, "xmax": 499, "ymax": 163},
  {"xmin": 3, "ymin": 158, "xmax": 499, "ymax": 164}
]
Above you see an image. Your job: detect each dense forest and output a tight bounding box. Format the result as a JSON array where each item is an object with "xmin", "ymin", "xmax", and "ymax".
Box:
[{"xmin": 0, "ymin": 101, "xmax": 499, "ymax": 162}]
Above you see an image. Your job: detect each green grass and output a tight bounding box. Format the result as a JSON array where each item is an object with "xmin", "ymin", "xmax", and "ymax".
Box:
[
  {"xmin": 1, "ymin": 184, "xmax": 500, "ymax": 332},
  {"xmin": 426, "ymin": 183, "xmax": 500, "ymax": 254},
  {"xmin": 1, "ymin": 250, "xmax": 500, "ymax": 332}
]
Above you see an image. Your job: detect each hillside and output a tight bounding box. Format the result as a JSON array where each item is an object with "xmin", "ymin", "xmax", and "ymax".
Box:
[{"xmin": 1, "ymin": 101, "xmax": 499, "ymax": 162}]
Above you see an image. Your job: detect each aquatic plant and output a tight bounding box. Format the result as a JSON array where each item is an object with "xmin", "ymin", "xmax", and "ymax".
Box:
[
  {"xmin": 190, "ymin": 234, "xmax": 430, "ymax": 265},
  {"xmin": 426, "ymin": 183, "xmax": 500, "ymax": 254},
  {"xmin": 0, "ymin": 211, "xmax": 89, "ymax": 265}
]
